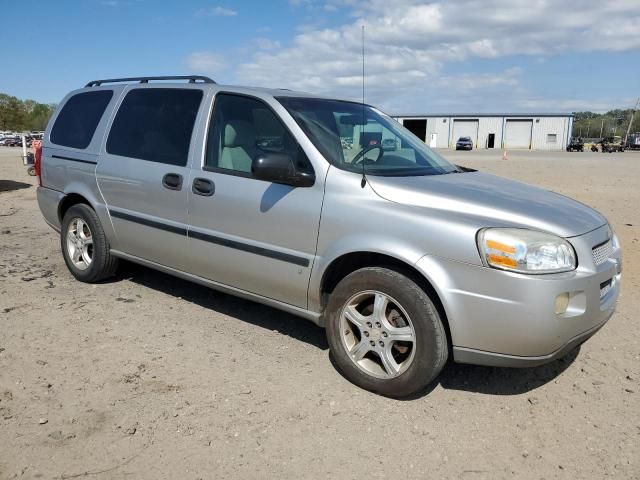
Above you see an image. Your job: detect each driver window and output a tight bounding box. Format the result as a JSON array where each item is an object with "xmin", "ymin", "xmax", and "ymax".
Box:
[{"xmin": 205, "ymin": 93, "xmax": 311, "ymax": 175}]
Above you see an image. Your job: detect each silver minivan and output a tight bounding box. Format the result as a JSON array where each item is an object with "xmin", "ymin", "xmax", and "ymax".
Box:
[{"xmin": 37, "ymin": 76, "xmax": 621, "ymax": 397}]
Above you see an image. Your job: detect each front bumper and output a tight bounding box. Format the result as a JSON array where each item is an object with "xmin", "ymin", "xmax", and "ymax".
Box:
[
  {"xmin": 453, "ymin": 315, "xmax": 610, "ymax": 367},
  {"xmin": 415, "ymin": 224, "xmax": 621, "ymax": 367}
]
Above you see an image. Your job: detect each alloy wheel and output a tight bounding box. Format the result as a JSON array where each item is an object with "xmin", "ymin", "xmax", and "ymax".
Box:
[
  {"xmin": 66, "ymin": 218, "xmax": 94, "ymax": 271},
  {"xmin": 339, "ymin": 290, "xmax": 416, "ymax": 379}
]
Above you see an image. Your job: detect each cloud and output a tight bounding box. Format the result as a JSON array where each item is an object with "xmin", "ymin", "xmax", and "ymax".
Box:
[
  {"xmin": 437, "ymin": 68, "xmax": 522, "ymax": 92},
  {"xmin": 185, "ymin": 52, "xmax": 226, "ymax": 75},
  {"xmin": 514, "ymin": 98, "xmax": 620, "ymax": 113},
  {"xmin": 255, "ymin": 38, "xmax": 281, "ymax": 50},
  {"xmin": 289, "ymin": 0, "xmax": 314, "ymax": 6},
  {"xmin": 380, "ymin": 68, "xmax": 527, "ymax": 114},
  {"xmin": 195, "ymin": 6, "xmax": 238, "ymax": 17},
  {"xmin": 237, "ymin": 0, "xmax": 640, "ymax": 111},
  {"xmin": 100, "ymin": 0, "xmax": 132, "ymax": 6}
]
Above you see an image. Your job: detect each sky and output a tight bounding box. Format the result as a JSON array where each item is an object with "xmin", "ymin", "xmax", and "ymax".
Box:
[{"xmin": 1, "ymin": 0, "xmax": 639, "ymax": 114}]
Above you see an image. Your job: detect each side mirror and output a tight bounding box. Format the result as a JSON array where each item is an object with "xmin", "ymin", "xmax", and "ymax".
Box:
[{"xmin": 252, "ymin": 152, "xmax": 315, "ymax": 187}]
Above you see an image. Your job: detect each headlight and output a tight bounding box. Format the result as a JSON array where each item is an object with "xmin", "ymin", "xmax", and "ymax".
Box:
[
  {"xmin": 477, "ymin": 228, "xmax": 576, "ymax": 274},
  {"xmin": 609, "ymin": 224, "xmax": 620, "ymax": 249}
]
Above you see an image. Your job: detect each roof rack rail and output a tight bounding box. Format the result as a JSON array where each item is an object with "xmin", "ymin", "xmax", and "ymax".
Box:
[{"xmin": 85, "ymin": 75, "xmax": 216, "ymax": 87}]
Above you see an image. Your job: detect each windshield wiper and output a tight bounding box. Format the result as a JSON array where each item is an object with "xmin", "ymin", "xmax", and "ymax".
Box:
[{"xmin": 453, "ymin": 164, "xmax": 477, "ymax": 173}]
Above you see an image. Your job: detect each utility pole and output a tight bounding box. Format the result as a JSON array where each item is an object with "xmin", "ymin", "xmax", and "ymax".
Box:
[
  {"xmin": 600, "ymin": 119, "xmax": 604, "ymax": 138},
  {"xmin": 21, "ymin": 134, "xmax": 27, "ymax": 166},
  {"xmin": 624, "ymin": 97, "xmax": 639, "ymax": 144}
]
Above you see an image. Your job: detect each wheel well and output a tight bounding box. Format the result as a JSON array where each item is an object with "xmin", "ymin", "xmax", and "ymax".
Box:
[
  {"xmin": 58, "ymin": 193, "xmax": 91, "ymax": 222},
  {"xmin": 320, "ymin": 252, "xmax": 453, "ymax": 348}
]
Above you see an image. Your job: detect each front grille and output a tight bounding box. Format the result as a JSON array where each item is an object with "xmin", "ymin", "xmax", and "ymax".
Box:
[{"xmin": 592, "ymin": 239, "xmax": 613, "ymax": 266}]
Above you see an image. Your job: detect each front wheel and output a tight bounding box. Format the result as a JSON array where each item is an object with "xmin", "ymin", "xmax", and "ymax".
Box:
[
  {"xmin": 325, "ymin": 267, "xmax": 448, "ymax": 398},
  {"xmin": 61, "ymin": 204, "xmax": 118, "ymax": 282}
]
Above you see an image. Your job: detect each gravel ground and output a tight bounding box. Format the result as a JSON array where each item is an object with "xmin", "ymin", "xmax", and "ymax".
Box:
[{"xmin": 0, "ymin": 146, "xmax": 638, "ymax": 479}]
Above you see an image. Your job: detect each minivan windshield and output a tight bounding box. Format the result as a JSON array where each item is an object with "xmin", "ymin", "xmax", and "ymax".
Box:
[{"xmin": 277, "ymin": 97, "xmax": 458, "ymax": 176}]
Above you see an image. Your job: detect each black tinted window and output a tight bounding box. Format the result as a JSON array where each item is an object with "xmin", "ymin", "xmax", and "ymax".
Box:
[
  {"xmin": 107, "ymin": 88, "xmax": 203, "ymax": 166},
  {"xmin": 51, "ymin": 90, "xmax": 113, "ymax": 149},
  {"xmin": 205, "ymin": 93, "xmax": 311, "ymax": 175}
]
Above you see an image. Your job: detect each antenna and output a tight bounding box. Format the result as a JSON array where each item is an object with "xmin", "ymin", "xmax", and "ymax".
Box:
[{"xmin": 360, "ymin": 24, "xmax": 367, "ymax": 188}]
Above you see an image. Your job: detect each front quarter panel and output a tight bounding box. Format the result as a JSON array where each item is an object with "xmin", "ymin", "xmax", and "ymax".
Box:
[{"xmin": 308, "ymin": 167, "xmax": 484, "ymax": 312}]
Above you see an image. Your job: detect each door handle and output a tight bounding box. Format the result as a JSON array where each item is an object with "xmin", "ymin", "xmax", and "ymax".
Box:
[
  {"xmin": 192, "ymin": 177, "xmax": 215, "ymax": 196},
  {"xmin": 162, "ymin": 173, "xmax": 183, "ymax": 191}
]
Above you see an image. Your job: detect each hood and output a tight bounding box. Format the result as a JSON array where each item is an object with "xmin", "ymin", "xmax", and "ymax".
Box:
[{"xmin": 367, "ymin": 171, "xmax": 606, "ymax": 237}]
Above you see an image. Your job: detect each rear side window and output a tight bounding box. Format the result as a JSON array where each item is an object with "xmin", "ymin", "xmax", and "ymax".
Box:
[
  {"xmin": 50, "ymin": 90, "xmax": 113, "ymax": 149},
  {"xmin": 106, "ymin": 88, "xmax": 203, "ymax": 166}
]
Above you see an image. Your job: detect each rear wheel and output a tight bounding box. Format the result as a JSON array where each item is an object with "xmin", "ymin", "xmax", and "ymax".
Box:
[
  {"xmin": 325, "ymin": 267, "xmax": 448, "ymax": 398},
  {"xmin": 61, "ymin": 204, "xmax": 118, "ymax": 282}
]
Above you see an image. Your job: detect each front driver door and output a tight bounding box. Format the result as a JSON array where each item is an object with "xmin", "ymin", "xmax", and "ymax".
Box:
[{"xmin": 185, "ymin": 92, "xmax": 324, "ymax": 308}]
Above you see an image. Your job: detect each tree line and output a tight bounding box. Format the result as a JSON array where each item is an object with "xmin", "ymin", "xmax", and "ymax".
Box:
[
  {"xmin": 0, "ymin": 93, "xmax": 56, "ymax": 132},
  {"xmin": 572, "ymin": 108, "xmax": 639, "ymax": 139}
]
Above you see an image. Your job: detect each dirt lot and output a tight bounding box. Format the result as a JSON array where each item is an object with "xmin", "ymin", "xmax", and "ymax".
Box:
[{"xmin": 0, "ymin": 146, "xmax": 638, "ymax": 479}]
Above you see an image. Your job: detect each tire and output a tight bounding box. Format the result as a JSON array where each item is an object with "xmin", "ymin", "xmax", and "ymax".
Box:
[
  {"xmin": 325, "ymin": 267, "xmax": 448, "ymax": 398},
  {"xmin": 27, "ymin": 166, "xmax": 35, "ymax": 176},
  {"xmin": 60, "ymin": 204, "xmax": 118, "ymax": 282}
]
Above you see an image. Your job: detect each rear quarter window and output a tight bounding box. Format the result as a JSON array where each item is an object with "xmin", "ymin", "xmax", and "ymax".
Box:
[
  {"xmin": 106, "ymin": 88, "xmax": 203, "ymax": 166},
  {"xmin": 50, "ymin": 90, "xmax": 114, "ymax": 149}
]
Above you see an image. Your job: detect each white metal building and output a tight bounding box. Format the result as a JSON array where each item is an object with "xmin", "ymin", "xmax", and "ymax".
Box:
[{"xmin": 392, "ymin": 113, "xmax": 574, "ymax": 150}]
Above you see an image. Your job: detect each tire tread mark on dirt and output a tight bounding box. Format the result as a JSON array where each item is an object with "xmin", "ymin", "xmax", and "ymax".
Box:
[{"xmin": 58, "ymin": 429, "xmax": 155, "ymax": 479}]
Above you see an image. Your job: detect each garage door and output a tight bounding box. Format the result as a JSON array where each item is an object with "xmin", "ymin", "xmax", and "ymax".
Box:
[
  {"xmin": 452, "ymin": 120, "xmax": 479, "ymax": 147},
  {"xmin": 505, "ymin": 120, "xmax": 532, "ymax": 149},
  {"xmin": 403, "ymin": 119, "xmax": 427, "ymax": 142}
]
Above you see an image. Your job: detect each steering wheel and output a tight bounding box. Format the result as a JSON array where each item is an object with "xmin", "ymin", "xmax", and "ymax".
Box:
[{"xmin": 352, "ymin": 144, "xmax": 384, "ymax": 165}]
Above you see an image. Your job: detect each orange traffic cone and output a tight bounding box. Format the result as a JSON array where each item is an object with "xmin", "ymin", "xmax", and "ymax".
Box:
[{"xmin": 502, "ymin": 150, "xmax": 508, "ymax": 160}]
